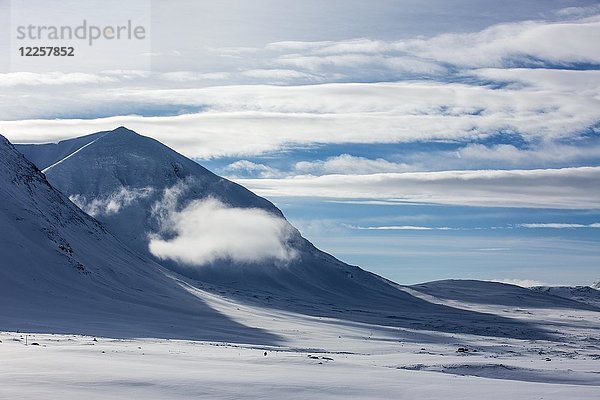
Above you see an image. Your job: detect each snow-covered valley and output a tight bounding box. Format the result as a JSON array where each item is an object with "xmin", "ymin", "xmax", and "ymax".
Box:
[{"xmin": 2, "ymin": 284, "xmax": 599, "ymax": 399}]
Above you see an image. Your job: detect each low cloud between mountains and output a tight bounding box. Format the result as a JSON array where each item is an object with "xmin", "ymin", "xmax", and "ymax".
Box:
[
  {"xmin": 70, "ymin": 187, "xmax": 154, "ymax": 217},
  {"xmin": 147, "ymin": 181, "xmax": 298, "ymax": 267}
]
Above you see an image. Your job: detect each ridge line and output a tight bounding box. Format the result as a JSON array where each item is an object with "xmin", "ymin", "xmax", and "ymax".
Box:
[{"xmin": 41, "ymin": 131, "xmax": 111, "ymax": 174}]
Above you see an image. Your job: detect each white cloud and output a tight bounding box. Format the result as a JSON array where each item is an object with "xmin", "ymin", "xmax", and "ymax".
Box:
[
  {"xmin": 294, "ymin": 154, "xmax": 413, "ymax": 175},
  {"xmin": 353, "ymin": 223, "xmax": 600, "ymax": 231},
  {"xmin": 69, "ymin": 187, "xmax": 154, "ymax": 217},
  {"xmin": 224, "ymin": 160, "xmax": 282, "ymax": 178},
  {"xmin": 240, "ymin": 69, "xmax": 317, "ymax": 81},
  {"xmin": 148, "ymin": 185, "xmax": 297, "ymax": 267},
  {"xmin": 268, "ymin": 18, "xmax": 600, "ymax": 75},
  {"xmin": 160, "ymin": 71, "xmax": 231, "ymax": 82},
  {"xmin": 0, "ymin": 14, "xmax": 598, "ymax": 175},
  {"xmin": 354, "ymin": 225, "xmax": 454, "ymax": 231},
  {"xmin": 0, "ymin": 15, "xmax": 599, "ymax": 161},
  {"xmin": 225, "ymin": 140, "xmax": 600, "ymax": 179},
  {"xmin": 395, "ymin": 18, "xmax": 600, "ymax": 68},
  {"xmin": 236, "ymin": 167, "xmax": 600, "ymax": 209},
  {"xmin": 456, "ymin": 142, "xmax": 600, "ymax": 167},
  {"xmin": 519, "ymin": 222, "xmax": 600, "ymax": 229},
  {"xmin": 266, "ymin": 41, "xmax": 333, "ymax": 51},
  {"xmin": 491, "ymin": 278, "xmax": 550, "ymax": 288},
  {"xmin": 472, "ymin": 68, "xmax": 600, "ymax": 91},
  {"xmin": 276, "ymin": 53, "xmax": 447, "ymax": 77},
  {"xmin": 0, "ymin": 72, "xmax": 117, "ymax": 87},
  {"xmin": 554, "ymin": 4, "xmax": 600, "ymax": 19},
  {"xmin": 0, "ymin": 16, "xmax": 598, "ymax": 117},
  {"xmin": 3, "ymin": 76, "xmax": 598, "ymax": 158}
]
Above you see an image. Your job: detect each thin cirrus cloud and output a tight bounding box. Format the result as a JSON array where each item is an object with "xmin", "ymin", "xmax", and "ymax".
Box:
[
  {"xmin": 2, "ymin": 76, "xmax": 599, "ymax": 158},
  {"xmin": 0, "ymin": 72, "xmax": 118, "ymax": 87},
  {"xmin": 224, "ymin": 160, "xmax": 282, "ymax": 178},
  {"xmin": 267, "ymin": 16, "xmax": 600, "ymax": 77},
  {"xmin": 352, "ymin": 223, "xmax": 600, "ymax": 231},
  {"xmin": 225, "ymin": 155, "xmax": 415, "ymax": 178},
  {"xmin": 0, "ymin": 14, "xmax": 598, "ymax": 164},
  {"xmin": 2, "ymin": 68, "xmax": 598, "ymax": 159},
  {"xmin": 1, "ymin": 15, "xmax": 599, "ymax": 88},
  {"xmin": 236, "ymin": 167, "xmax": 600, "ymax": 209},
  {"xmin": 0, "ymin": 11, "xmax": 597, "ymax": 218},
  {"xmin": 294, "ymin": 154, "xmax": 414, "ymax": 175},
  {"xmin": 455, "ymin": 143, "xmax": 600, "ymax": 167},
  {"xmin": 221, "ymin": 141, "xmax": 600, "ymax": 179},
  {"xmin": 519, "ymin": 223, "xmax": 600, "ymax": 229},
  {"xmin": 354, "ymin": 225, "xmax": 455, "ymax": 231}
]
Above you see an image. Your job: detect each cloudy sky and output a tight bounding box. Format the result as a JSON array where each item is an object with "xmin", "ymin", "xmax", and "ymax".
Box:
[{"xmin": 1, "ymin": 0, "xmax": 599, "ymax": 285}]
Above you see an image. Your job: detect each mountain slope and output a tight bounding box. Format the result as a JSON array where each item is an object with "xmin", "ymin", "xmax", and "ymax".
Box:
[
  {"xmin": 410, "ymin": 280, "xmax": 598, "ymax": 310},
  {"xmin": 531, "ymin": 285, "xmax": 600, "ymax": 308},
  {"xmin": 0, "ymin": 134, "xmax": 279, "ymax": 344},
  {"xmin": 13, "ymin": 127, "xmax": 585, "ymax": 340},
  {"xmin": 17, "ymin": 131, "xmax": 106, "ymax": 171},
  {"xmin": 17, "ymin": 127, "xmax": 394, "ymax": 297}
]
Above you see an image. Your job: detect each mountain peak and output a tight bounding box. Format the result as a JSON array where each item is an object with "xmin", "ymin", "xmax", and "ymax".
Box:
[
  {"xmin": 0, "ymin": 133, "xmax": 16, "ymax": 151},
  {"xmin": 0, "ymin": 133, "xmax": 43, "ymax": 184},
  {"xmin": 110, "ymin": 126, "xmax": 139, "ymax": 135}
]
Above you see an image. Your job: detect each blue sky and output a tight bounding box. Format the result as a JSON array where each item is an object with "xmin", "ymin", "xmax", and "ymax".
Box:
[{"xmin": 1, "ymin": 0, "xmax": 599, "ymax": 285}]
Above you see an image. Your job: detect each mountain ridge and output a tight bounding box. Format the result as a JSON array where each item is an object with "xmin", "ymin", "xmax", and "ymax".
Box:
[
  {"xmin": 0, "ymin": 133, "xmax": 281, "ymax": 343},
  {"xmin": 15, "ymin": 127, "xmax": 368, "ymax": 289}
]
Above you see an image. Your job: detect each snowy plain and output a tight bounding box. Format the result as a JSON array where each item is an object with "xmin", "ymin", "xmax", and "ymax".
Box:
[{"xmin": 2, "ymin": 281, "xmax": 600, "ymax": 400}]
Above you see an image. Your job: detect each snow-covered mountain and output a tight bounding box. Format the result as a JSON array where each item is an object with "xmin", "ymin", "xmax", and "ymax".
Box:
[
  {"xmin": 531, "ymin": 285, "xmax": 600, "ymax": 308},
  {"xmin": 411, "ymin": 280, "xmax": 599, "ymax": 309},
  {"xmin": 13, "ymin": 127, "xmax": 594, "ymax": 339},
  {"xmin": 0, "ymin": 133, "xmax": 279, "ymax": 343},
  {"xmin": 16, "ymin": 127, "xmax": 402, "ymax": 299}
]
